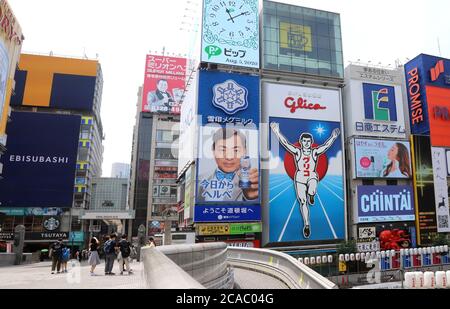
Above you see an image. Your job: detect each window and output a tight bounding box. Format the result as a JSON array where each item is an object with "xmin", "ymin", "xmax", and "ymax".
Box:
[{"xmin": 362, "ymin": 179, "xmax": 374, "ymax": 186}]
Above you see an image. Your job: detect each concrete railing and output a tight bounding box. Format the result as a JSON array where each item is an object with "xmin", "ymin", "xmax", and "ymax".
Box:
[
  {"xmin": 141, "ymin": 246, "xmax": 205, "ymax": 289},
  {"xmin": 141, "ymin": 242, "xmax": 234, "ymax": 289},
  {"xmin": 0, "ymin": 253, "xmax": 33, "ymax": 267},
  {"xmin": 228, "ymin": 247, "xmax": 338, "ymax": 289}
]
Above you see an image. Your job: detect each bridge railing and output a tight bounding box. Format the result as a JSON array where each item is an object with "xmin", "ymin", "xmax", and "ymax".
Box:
[{"xmin": 228, "ymin": 247, "xmax": 338, "ymax": 289}]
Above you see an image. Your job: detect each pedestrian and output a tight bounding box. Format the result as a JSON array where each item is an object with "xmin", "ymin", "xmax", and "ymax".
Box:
[
  {"xmin": 118, "ymin": 234, "xmax": 133, "ymax": 275},
  {"xmin": 61, "ymin": 246, "xmax": 70, "ymax": 273},
  {"xmin": 88, "ymin": 237, "xmax": 101, "ymax": 276},
  {"xmin": 104, "ymin": 234, "xmax": 118, "ymax": 276},
  {"xmin": 50, "ymin": 238, "xmax": 65, "ymax": 274},
  {"xmin": 148, "ymin": 237, "xmax": 156, "ymax": 248}
]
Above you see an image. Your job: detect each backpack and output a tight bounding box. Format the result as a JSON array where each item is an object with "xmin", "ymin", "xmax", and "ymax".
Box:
[
  {"xmin": 120, "ymin": 240, "xmax": 131, "ymax": 258},
  {"xmin": 62, "ymin": 248, "xmax": 70, "ymax": 261},
  {"xmin": 104, "ymin": 240, "xmax": 115, "ymax": 254}
]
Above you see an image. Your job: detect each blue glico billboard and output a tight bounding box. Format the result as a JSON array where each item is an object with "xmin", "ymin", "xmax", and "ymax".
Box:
[
  {"xmin": 195, "ymin": 71, "xmax": 260, "ymax": 223},
  {"xmin": 0, "ymin": 112, "xmax": 81, "ymax": 208}
]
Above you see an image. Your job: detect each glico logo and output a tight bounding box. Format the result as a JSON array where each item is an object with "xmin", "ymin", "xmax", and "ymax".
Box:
[
  {"xmin": 363, "ymin": 83, "xmax": 397, "ymax": 122},
  {"xmin": 284, "ymin": 97, "xmax": 326, "ymax": 114}
]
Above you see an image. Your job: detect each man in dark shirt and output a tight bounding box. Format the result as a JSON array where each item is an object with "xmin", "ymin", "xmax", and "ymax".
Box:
[{"xmin": 50, "ymin": 238, "xmax": 65, "ymax": 274}]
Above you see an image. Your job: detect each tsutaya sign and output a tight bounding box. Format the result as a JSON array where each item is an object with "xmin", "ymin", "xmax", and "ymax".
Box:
[
  {"xmin": 357, "ymin": 186, "xmax": 415, "ymax": 223},
  {"xmin": 344, "ymin": 65, "xmax": 407, "ymax": 138}
]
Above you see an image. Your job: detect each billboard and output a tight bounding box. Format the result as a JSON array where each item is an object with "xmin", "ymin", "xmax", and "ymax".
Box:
[
  {"xmin": 141, "ymin": 54, "xmax": 187, "ymax": 114},
  {"xmin": 195, "ymin": 71, "xmax": 260, "ymax": 222},
  {"xmin": 357, "ymin": 186, "xmax": 415, "ymax": 223},
  {"xmin": 344, "ymin": 66, "xmax": 407, "ymax": 139},
  {"xmin": 201, "ymin": 0, "xmax": 260, "ymax": 68},
  {"xmin": 262, "ymin": 2, "xmax": 343, "ymax": 78},
  {"xmin": 354, "ymin": 139, "xmax": 412, "ymax": 179},
  {"xmin": 431, "ymin": 147, "xmax": 450, "ymax": 232},
  {"xmin": 11, "ymin": 54, "xmax": 98, "ymax": 111},
  {"xmin": 178, "ymin": 71, "xmax": 198, "ymax": 176},
  {"xmin": 264, "ymin": 82, "xmax": 345, "ymax": 244},
  {"xmin": 0, "ymin": 112, "xmax": 80, "ymax": 208},
  {"xmin": 0, "ymin": 40, "xmax": 9, "ymax": 124},
  {"xmin": 411, "ymin": 135, "xmax": 438, "ymax": 245},
  {"xmin": 425, "ymin": 86, "xmax": 450, "ymax": 147}
]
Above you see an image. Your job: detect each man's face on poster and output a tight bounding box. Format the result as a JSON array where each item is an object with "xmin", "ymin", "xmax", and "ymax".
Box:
[
  {"xmin": 157, "ymin": 80, "xmax": 169, "ymax": 92},
  {"xmin": 214, "ymin": 134, "xmax": 246, "ymax": 173}
]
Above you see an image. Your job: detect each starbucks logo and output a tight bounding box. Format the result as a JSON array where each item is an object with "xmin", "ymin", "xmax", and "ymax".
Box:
[{"xmin": 43, "ymin": 217, "xmax": 60, "ymax": 231}]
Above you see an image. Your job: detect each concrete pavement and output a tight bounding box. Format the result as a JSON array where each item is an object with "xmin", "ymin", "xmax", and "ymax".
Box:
[
  {"xmin": 234, "ymin": 268, "xmax": 289, "ymax": 289},
  {"xmin": 0, "ymin": 259, "xmax": 146, "ymax": 289}
]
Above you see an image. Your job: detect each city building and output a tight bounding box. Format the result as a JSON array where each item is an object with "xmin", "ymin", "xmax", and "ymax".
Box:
[
  {"xmin": 0, "ymin": 1, "xmax": 24, "ymax": 178},
  {"xmin": 129, "ymin": 54, "xmax": 186, "ymax": 239},
  {"xmin": 111, "ymin": 162, "xmax": 130, "ymax": 179},
  {"xmin": 81, "ymin": 177, "xmax": 133, "ymax": 239},
  {"xmin": 177, "ymin": 0, "xmax": 346, "ymax": 251},
  {"xmin": 0, "ymin": 53, "xmax": 104, "ymax": 252},
  {"xmin": 343, "ymin": 64, "xmax": 415, "ymax": 252},
  {"xmin": 404, "ymin": 54, "xmax": 450, "ymax": 246}
]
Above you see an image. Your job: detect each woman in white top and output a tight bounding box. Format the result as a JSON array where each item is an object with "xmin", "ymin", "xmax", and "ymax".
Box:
[{"xmin": 381, "ymin": 143, "xmax": 411, "ymax": 178}]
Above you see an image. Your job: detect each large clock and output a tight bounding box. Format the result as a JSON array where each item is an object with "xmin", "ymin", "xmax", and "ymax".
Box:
[{"xmin": 202, "ymin": 0, "xmax": 259, "ymax": 68}]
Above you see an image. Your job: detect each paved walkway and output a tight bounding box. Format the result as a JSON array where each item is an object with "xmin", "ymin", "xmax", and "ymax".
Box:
[
  {"xmin": 234, "ymin": 268, "xmax": 289, "ymax": 289},
  {"xmin": 0, "ymin": 260, "xmax": 146, "ymax": 289}
]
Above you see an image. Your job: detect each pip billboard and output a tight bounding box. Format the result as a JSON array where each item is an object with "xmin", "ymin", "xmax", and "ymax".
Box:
[
  {"xmin": 354, "ymin": 139, "xmax": 412, "ymax": 179},
  {"xmin": 264, "ymin": 83, "xmax": 345, "ymax": 244},
  {"xmin": 141, "ymin": 55, "xmax": 187, "ymax": 114},
  {"xmin": 357, "ymin": 186, "xmax": 415, "ymax": 223},
  {"xmin": 195, "ymin": 71, "xmax": 260, "ymax": 222},
  {"xmin": 0, "ymin": 112, "xmax": 81, "ymax": 208},
  {"xmin": 201, "ymin": 0, "xmax": 260, "ymax": 68}
]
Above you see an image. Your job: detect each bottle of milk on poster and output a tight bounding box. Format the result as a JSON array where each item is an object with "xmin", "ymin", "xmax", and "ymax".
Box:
[{"xmin": 239, "ymin": 156, "xmax": 252, "ymax": 189}]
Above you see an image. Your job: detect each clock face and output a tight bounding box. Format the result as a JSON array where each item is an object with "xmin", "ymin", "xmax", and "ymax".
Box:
[{"xmin": 203, "ymin": 0, "xmax": 259, "ymax": 48}]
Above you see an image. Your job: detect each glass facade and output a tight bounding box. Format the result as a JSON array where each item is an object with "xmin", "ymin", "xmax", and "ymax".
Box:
[
  {"xmin": 132, "ymin": 114, "xmax": 153, "ymax": 236},
  {"xmin": 262, "ymin": 0, "xmax": 344, "ymax": 78}
]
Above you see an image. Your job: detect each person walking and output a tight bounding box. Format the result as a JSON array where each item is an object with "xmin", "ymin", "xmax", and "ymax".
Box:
[
  {"xmin": 50, "ymin": 238, "xmax": 65, "ymax": 274},
  {"xmin": 118, "ymin": 234, "xmax": 133, "ymax": 275},
  {"xmin": 104, "ymin": 234, "xmax": 118, "ymax": 275},
  {"xmin": 88, "ymin": 237, "xmax": 101, "ymax": 276},
  {"xmin": 61, "ymin": 246, "xmax": 70, "ymax": 273}
]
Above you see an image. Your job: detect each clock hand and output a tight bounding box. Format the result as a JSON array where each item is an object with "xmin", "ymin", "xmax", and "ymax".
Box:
[
  {"xmin": 226, "ymin": 8, "xmax": 235, "ymax": 23},
  {"xmin": 227, "ymin": 11, "xmax": 250, "ymax": 21}
]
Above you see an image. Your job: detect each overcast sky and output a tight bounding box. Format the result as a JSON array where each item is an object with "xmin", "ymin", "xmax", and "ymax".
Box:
[{"xmin": 8, "ymin": 0, "xmax": 450, "ymax": 176}]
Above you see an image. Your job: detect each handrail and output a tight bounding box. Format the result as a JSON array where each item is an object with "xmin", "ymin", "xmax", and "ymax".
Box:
[
  {"xmin": 228, "ymin": 247, "xmax": 338, "ymax": 289},
  {"xmin": 140, "ymin": 246, "xmax": 204, "ymax": 289}
]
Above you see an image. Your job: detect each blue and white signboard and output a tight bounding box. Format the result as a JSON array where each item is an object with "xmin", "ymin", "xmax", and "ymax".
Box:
[
  {"xmin": 195, "ymin": 70, "xmax": 260, "ymax": 222},
  {"xmin": 201, "ymin": 0, "xmax": 260, "ymax": 68},
  {"xmin": 195, "ymin": 205, "xmax": 261, "ymax": 222},
  {"xmin": 357, "ymin": 186, "xmax": 415, "ymax": 223}
]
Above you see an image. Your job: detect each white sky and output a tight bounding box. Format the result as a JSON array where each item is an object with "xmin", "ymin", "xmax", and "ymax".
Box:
[{"xmin": 8, "ymin": 0, "xmax": 450, "ymax": 176}]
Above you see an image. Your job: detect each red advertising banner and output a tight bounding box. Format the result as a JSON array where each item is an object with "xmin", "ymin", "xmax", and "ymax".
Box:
[{"xmin": 142, "ymin": 55, "xmax": 187, "ymax": 115}]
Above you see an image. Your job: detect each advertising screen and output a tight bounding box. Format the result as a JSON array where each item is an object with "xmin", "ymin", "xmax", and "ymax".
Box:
[
  {"xmin": 0, "ymin": 39, "xmax": 9, "ymax": 122},
  {"xmin": 411, "ymin": 135, "xmax": 438, "ymax": 245},
  {"xmin": 195, "ymin": 71, "xmax": 260, "ymax": 222},
  {"xmin": 354, "ymin": 139, "xmax": 412, "ymax": 179},
  {"xmin": 425, "ymin": 86, "xmax": 450, "ymax": 147},
  {"xmin": 264, "ymin": 83, "xmax": 345, "ymax": 244},
  {"xmin": 357, "ymin": 186, "xmax": 415, "ymax": 223},
  {"xmin": 262, "ymin": 1, "xmax": 343, "ymax": 78},
  {"xmin": 0, "ymin": 112, "xmax": 80, "ymax": 208},
  {"xmin": 141, "ymin": 54, "xmax": 187, "ymax": 114},
  {"xmin": 201, "ymin": 0, "xmax": 260, "ymax": 68},
  {"xmin": 431, "ymin": 147, "xmax": 450, "ymax": 232}
]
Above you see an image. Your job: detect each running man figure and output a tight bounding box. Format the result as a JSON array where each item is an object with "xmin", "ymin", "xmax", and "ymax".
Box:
[{"xmin": 270, "ymin": 123, "xmax": 341, "ymax": 238}]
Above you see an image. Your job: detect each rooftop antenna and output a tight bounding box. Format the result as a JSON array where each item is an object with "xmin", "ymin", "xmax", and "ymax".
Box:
[{"xmin": 438, "ymin": 37, "xmax": 442, "ymax": 56}]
